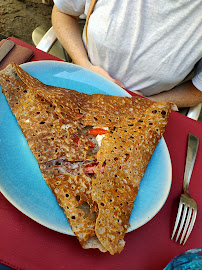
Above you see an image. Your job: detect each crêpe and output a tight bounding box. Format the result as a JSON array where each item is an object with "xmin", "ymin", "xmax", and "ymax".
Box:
[{"xmin": 0, "ymin": 63, "xmax": 173, "ymax": 254}]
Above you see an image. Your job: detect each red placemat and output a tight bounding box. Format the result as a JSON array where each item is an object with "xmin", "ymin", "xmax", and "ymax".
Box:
[
  {"xmin": 0, "ymin": 39, "xmax": 34, "ymax": 71},
  {"xmin": 7, "ymin": 37, "xmax": 64, "ymax": 63},
  {"xmin": 0, "ymin": 38, "xmax": 202, "ymax": 270}
]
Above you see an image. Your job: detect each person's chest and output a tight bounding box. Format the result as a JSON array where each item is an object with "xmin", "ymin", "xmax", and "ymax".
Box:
[{"xmin": 86, "ymin": 0, "xmax": 202, "ymax": 92}]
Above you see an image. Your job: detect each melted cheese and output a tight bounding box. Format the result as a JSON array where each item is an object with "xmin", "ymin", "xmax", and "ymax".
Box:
[{"xmin": 95, "ymin": 127, "xmax": 109, "ymax": 147}]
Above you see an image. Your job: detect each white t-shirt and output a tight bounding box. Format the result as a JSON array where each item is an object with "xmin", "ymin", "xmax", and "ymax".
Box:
[{"xmin": 54, "ymin": 0, "xmax": 202, "ymax": 96}]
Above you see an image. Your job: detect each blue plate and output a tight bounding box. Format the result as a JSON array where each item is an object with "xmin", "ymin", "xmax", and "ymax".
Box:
[{"xmin": 0, "ymin": 61, "xmax": 172, "ymax": 235}]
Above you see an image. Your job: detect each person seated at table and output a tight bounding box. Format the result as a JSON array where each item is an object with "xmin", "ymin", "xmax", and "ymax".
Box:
[{"xmin": 51, "ymin": 0, "xmax": 202, "ymax": 108}]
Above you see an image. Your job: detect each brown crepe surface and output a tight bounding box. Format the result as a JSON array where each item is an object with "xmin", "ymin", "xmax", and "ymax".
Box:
[
  {"xmin": 92, "ymin": 102, "xmax": 172, "ymax": 254},
  {"xmin": 0, "ymin": 63, "xmax": 99, "ymax": 248},
  {"xmin": 0, "ymin": 63, "xmax": 173, "ymax": 254},
  {"xmin": 8, "ymin": 63, "xmax": 155, "ymax": 126}
]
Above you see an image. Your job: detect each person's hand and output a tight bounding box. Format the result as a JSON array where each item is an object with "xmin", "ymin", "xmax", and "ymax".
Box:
[
  {"xmin": 88, "ymin": 65, "xmax": 125, "ymax": 88},
  {"xmin": 85, "ymin": 64, "xmax": 144, "ymax": 96}
]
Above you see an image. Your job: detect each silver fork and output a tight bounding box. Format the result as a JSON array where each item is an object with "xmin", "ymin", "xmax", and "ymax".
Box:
[{"xmin": 171, "ymin": 133, "xmax": 199, "ymax": 245}]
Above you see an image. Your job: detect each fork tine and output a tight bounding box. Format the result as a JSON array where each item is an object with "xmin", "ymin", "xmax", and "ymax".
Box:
[
  {"xmin": 171, "ymin": 202, "xmax": 183, "ymax": 240},
  {"xmin": 176, "ymin": 204, "xmax": 188, "ymax": 242},
  {"xmin": 180, "ymin": 207, "xmax": 192, "ymax": 244},
  {"xmin": 182, "ymin": 209, "xmax": 197, "ymax": 245}
]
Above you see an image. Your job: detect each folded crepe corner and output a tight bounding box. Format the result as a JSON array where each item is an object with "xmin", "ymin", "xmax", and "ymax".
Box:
[{"xmin": 0, "ymin": 63, "xmax": 174, "ymax": 254}]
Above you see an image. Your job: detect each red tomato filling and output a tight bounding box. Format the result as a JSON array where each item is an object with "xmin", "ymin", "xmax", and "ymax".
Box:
[{"xmin": 86, "ymin": 128, "xmax": 108, "ymax": 135}]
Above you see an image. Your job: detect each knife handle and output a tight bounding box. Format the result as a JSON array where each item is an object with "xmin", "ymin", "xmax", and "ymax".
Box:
[{"xmin": 0, "ymin": 40, "xmax": 15, "ymax": 63}]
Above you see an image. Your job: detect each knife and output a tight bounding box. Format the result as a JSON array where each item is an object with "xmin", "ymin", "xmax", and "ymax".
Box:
[{"xmin": 0, "ymin": 40, "xmax": 15, "ymax": 63}]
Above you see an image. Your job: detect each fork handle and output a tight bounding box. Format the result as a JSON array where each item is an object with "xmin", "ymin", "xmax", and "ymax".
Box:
[{"xmin": 183, "ymin": 133, "xmax": 199, "ymax": 194}]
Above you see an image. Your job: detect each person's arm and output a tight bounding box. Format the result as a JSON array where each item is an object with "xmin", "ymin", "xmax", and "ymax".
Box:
[
  {"xmin": 147, "ymin": 81, "xmax": 202, "ymax": 108},
  {"xmin": 52, "ymin": 5, "xmax": 89, "ymax": 67},
  {"xmin": 52, "ymin": 5, "xmax": 125, "ymax": 87}
]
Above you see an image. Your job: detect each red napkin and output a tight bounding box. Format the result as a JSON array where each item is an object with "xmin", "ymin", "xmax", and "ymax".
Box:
[
  {"xmin": 0, "ymin": 38, "xmax": 202, "ymax": 270},
  {"xmin": 0, "ymin": 39, "xmax": 34, "ymax": 71}
]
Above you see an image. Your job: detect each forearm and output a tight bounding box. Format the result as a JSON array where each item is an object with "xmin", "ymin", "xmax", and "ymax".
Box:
[
  {"xmin": 52, "ymin": 5, "xmax": 91, "ymax": 68},
  {"xmin": 52, "ymin": 5, "xmax": 126, "ymax": 87},
  {"xmin": 148, "ymin": 81, "xmax": 202, "ymax": 108}
]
